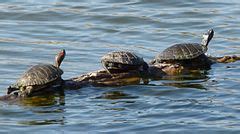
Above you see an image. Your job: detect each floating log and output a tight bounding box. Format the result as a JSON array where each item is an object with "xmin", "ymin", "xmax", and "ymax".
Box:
[{"xmin": 1, "ymin": 55, "xmax": 239, "ymax": 101}]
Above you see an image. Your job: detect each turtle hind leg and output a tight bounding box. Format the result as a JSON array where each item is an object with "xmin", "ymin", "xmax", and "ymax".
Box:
[
  {"xmin": 102, "ymin": 61, "xmax": 112, "ymax": 74},
  {"xmin": 15, "ymin": 86, "xmax": 33, "ymax": 97}
]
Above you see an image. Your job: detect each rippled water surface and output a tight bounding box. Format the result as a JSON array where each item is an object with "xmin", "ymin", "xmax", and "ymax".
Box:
[{"xmin": 0, "ymin": 0, "xmax": 240, "ymax": 133}]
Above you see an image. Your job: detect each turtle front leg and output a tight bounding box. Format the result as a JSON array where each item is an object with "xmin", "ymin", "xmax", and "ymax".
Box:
[
  {"xmin": 18, "ymin": 86, "xmax": 33, "ymax": 97},
  {"xmin": 102, "ymin": 62, "xmax": 112, "ymax": 74}
]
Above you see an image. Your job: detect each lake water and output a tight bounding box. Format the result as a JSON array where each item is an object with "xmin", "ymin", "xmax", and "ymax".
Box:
[{"xmin": 0, "ymin": 0, "xmax": 240, "ymax": 133}]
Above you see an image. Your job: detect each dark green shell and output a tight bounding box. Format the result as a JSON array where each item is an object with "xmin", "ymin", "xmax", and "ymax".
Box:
[
  {"xmin": 15, "ymin": 64, "xmax": 63, "ymax": 87},
  {"xmin": 101, "ymin": 51, "xmax": 145, "ymax": 66},
  {"xmin": 156, "ymin": 43, "xmax": 207, "ymax": 61}
]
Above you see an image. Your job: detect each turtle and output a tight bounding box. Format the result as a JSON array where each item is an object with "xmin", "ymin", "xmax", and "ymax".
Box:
[
  {"xmin": 7, "ymin": 49, "xmax": 66, "ymax": 97},
  {"xmin": 101, "ymin": 51, "xmax": 149, "ymax": 74},
  {"xmin": 151, "ymin": 29, "xmax": 214, "ymax": 68}
]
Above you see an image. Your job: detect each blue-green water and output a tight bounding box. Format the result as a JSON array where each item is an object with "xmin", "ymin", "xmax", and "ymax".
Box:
[{"xmin": 0, "ymin": 0, "xmax": 240, "ymax": 133}]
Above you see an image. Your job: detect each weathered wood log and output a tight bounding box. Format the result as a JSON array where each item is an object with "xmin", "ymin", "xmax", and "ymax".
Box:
[
  {"xmin": 1, "ymin": 55, "xmax": 239, "ymax": 101},
  {"xmin": 209, "ymin": 55, "xmax": 240, "ymax": 63},
  {"xmin": 64, "ymin": 69, "xmax": 148, "ymax": 89},
  {"xmin": 64, "ymin": 55, "xmax": 240, "ymax": 88},
  {"xmin": 0, "ymin": 93, "xmax": 18, "ymax": 102}
]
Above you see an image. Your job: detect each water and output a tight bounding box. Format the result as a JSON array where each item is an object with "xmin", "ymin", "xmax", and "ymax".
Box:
[{"xmin": 0, "ymin": 0, "xmax": 240, "ymax": 133}]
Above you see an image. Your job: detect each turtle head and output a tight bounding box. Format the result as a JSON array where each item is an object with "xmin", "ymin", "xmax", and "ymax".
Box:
[
  {"xmin": 7, "ymin": 85, "xmax": 19, "ymax": 95},
  {"xmin": 55, "ymin": 49, "xmax": 66, "ymax": 68},
  {"xmin": 201, "ymin": 29, "xmax": 214, "ymax": 47}
]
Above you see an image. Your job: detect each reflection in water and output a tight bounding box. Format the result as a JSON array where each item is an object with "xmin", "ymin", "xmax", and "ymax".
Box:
[
  {"xmin": 21, "ymin": 94, "xmax": 65, "ymax": 107},
  {"xmin": 161, "ymin": 70, "xmax": 209, "ymax": 81},
  {"xmin": 94, "ymin": 90, "xmax": 137, "ymax": 112},
  {"xmin": 95, "ymin": 91, "xmax": 138, "ymax": 100},
  {"xmin": 151, "ymin": 71, "xmax": 209, "ymax": 90},
  {"xmin": 162, "ymin": 82, "xmax": 206, "ymax": 90},
  {"xmin": 19, "ymin": 118, "xmax": 65, "ymax": 126},
  {"xmin": 18, "ymin": 95, "xmax": 66, "ymax": 126},
  {"xmin": 0, "ymin": 94, "xmax": 67, "ymax": 126}
]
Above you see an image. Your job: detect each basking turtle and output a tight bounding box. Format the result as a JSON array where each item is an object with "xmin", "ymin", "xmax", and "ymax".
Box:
[
  {"xmin": 101, "ymin": 51, "xmax": 149, "ymax": 74},
  {"xmin": 151, "ymin": 29, "xmax": 214, "ymax": 68},
  {"xmin": 7, "ymin": 49, "xmax": 66, "ymax": 97}
]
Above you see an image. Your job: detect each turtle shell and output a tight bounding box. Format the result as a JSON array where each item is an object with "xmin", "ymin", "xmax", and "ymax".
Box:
[
  {"xmin": 101, "ymin": 51, "xmax": 145, "ymax": 66},
  {"xmin": 15, "ymin": 64, "xmax": 63, "ymax": 87},
  {"xmin": 156, "ymin": 43, "xmax": 207, "ymax": 62}
]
